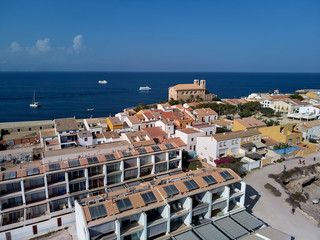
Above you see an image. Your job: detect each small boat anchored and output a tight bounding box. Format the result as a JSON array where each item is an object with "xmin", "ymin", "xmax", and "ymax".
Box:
[
  {"xmin": 87, "ymin": 108, "xmax": 94, "ymax": 112},
  {"xmin": 139, "ymin": 86, "xmax": 151, "ymax": 91},
  {"xmin": 30, "ymin": 91, "xmax": 41, "ymax": 108},
  {"xmin": 98, "ymin": 80, "xmax": 108, "ymax": 84}
]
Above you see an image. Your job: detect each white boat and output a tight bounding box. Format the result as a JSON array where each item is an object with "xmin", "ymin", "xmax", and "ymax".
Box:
[
  {"xmin": 87, "ymin": 108, "xmax": 94, "ymax": 112},
  {"xmin": 98, "ymin": 80, "xmax": 108, "ymax": 84},
  {"xmin": 30, "ymin": 91, "xmax": 40, "ymax": 108},
  {"xmin": 139, "ymin": 86, "xmax": 151, "ymax": 91}
]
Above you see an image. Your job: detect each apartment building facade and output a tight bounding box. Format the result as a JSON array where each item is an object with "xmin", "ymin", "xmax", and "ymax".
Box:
[
  {"xmin": 0, "ymin": 143, "xmax": 182, "ymax": 240},
  {"xmin": 75, "ymin": 168, "xmax": 247, "ymax": 240}
]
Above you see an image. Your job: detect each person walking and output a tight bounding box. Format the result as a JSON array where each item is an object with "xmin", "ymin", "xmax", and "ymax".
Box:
[
  {"xmin": 299, "ymin": 159, "xmax": 301, "ymax": 164},
  {"xmin": 291, "ymin": 207, "xmax": 295, "ymax": 214},
  {"xmin": 284, "ymin": 165, "xmax": 287, "ymax": 171},
  {"xmin": 314, "ymin": 156, "xmax": 316, "ymax": 161},
  {"xmin": 303, "ymin": 160, "xmax": 305, "ymax": 165}
]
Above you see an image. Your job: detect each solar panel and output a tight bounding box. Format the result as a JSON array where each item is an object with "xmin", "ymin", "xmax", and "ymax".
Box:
[
  {"xmin": 141, "ymin": 191, "xmax": 157, "ymax": 205},
  {"xmin": 115, "ymin": 197, "xmax": 133, "ymax": 212},
  {"xmin": 87, "ymin": 157, "xmax": 99, "ymax": 164},
  {"xmin": 202, "ymin": 175, "xmax": 217, "ymax": 185},
  {"xmin": 183, "ymin": 179, "xmax": 199, "ymax": 191},
  {"xmin": 27, "ymin": 168, "xmax": 39, "ymax": 176},
  {"xmin": 69, "ymin": 160, "xmax": 80, "ymax": 168},
  {"xmin": 3, "ymin": 171, "xmax": 17, "ymax": 180},
  {"xmin": 105, "ymin": 154, "xmax": 116, "ymax": 161},
  {"xmin": 151, "ymin": 146, "xmax": 161, "ymax": 152},
  {"xmin": 165, "ymin": 143, "xmax": 175, "ymax": 149},
  {"xmin": 138, "ymin": 148, "xmax": 147, "ymax": 154},
  {"xmin": 122, "ymin": 151, "xmax": 132, "ymax": 157},
  {"xmin": 49, "ymin": 163, "xmax": 61, "ymax": 171},
  {"xmin": 219, "ymin": 171, "xmax": 234, "ymax": 181},
  {"xmin": 89, "ymin": 204, "xmax": 108, "ymax": 220},
  {"xmin": 163, "ymin": 184, "xmax": 179, "ymax": 196}
]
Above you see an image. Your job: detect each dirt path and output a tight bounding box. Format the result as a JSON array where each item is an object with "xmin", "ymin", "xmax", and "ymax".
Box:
[{"xmin": 244, "ymin": 152, "xmax": 320, "ymax": 240}]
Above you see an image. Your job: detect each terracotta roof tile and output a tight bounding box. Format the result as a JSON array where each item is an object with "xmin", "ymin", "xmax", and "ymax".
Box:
[
  {"xmin": 97, "ymin": 155, "xmax": 106, "ymax": 163},
  {"xmin": 79, "ymin": 158, "xmax": 88, "ymax": 166},
  {"xmin": 84, "ymin": 206, "xmax": 92, "ymax": 222},
  {"xmin": 60, "ymin": 161, "xmax": 69, "ymax": 169},
  {"xmin": 129, "ymin": 194, "xmax": 145, "ymax": 209}
]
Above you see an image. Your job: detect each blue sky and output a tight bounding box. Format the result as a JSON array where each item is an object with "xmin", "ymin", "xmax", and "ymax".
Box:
[{"xmin": 0, "ymin": 0, "xmax": 319, "ymax": 72}]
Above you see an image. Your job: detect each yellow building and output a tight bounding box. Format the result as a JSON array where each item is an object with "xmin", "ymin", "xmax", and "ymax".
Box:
[
  {"xmin": 258, "ymin": 123, "xmax": 303, "ymax": 145},
  {"xmin": 107, "ymin": 117, "xmax": 123, "ymax": 131},
  {"xmin": 233, "ymin": 117, "xmax": 267, "ymax": 131}
]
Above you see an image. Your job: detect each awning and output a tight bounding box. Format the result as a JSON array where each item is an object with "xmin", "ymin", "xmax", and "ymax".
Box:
[
  {"xmin": 254, "ymin": 142, "xmax": 267, "ymax": 149},
  {"xmin": 230, "ymin": 211, "xmax": 264, "ymax": 231},
  {"xmin": 194, "ymin": 223, "xmax": 229, "ymax": 240},
  {"xmin": 172, "ymin": 230, "xmax": 200, "ymax": 240},
  {"xmin": 213, "ymin": 216, "xmax": 249, "ymax": 239},
  {"xmin": 241, "ymin": 142, "xmax": 255, "ymax": 148}
]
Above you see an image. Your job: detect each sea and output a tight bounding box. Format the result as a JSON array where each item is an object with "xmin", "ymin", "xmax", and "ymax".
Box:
[{"xmin": 0, "ymin": 72, "xmax": 320, "ymax": 123}]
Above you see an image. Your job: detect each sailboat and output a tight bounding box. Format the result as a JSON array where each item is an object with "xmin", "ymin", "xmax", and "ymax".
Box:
[{"xmin": 30, "ymin": 91, "xmax": 41, "ymax": 108}]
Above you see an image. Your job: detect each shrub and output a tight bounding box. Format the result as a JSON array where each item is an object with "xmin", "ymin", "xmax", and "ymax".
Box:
[
  {"xmin": 291, "ymin": 192, "xmax": 306, "ymax": 203},
  {"xmin": 188, "ymin": 162, "xmax": 202, "ymax": 170},
  {"xmin": 309, "ymin": 138, "xmax": 317, "ymax": 143},
  {"xmin": 264, "ymin": 183, "xmax": 282, "ymax": 197},
  {"xmin": 276, "ymin": 159, "xmax": 283, "ymax": 163}
]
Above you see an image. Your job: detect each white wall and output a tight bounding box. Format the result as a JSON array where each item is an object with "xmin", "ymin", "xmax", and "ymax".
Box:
[
  {"xmin": 0, "ymin": 213, "xmax": 75, "ymax": 240},
  {"xmin": 299, "ymin": 106, "xmax": 320, "ymax": 115},
  {"xmin": 175, "ymin": 130, "xmax": 205, "ymax": 152},
  {"xmin": 78, "ymin": 136, "xmax": 93, "ymax": 146},
  {"xmin": 75, "ymin": 201, "xmax": 90, "ymax": 240}
]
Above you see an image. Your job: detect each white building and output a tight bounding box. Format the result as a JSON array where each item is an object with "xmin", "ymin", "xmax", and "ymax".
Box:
[
  {"xmin": 190, "ymin": 123, "xmax": 216, "ymax": 136},
  {"xmin": 78, "ymin": 131, "xmax": 93, "ymax": 146},
  {"xmin": 299, "ymin": 121, "xmax": 320, "ymax": 140},
  {"xmin": 83, "ymin": 119, "xmax": 103, "ymax": 135},
  {"xmin": 197, "ymin": 134, "xmax": 242, "ymax": 166},
  {"xmin": 124, "ymin": 116, "xmax": 142, "ymax": 131},
  {"xmin": 175, "ymin": 128, "xmax": 205, "ymax": 152},
  {"xmin": 155, "ymin": 119, "xmax": 175, "ymax": 137}
]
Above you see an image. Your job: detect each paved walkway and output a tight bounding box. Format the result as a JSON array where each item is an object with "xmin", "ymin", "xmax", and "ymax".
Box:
[{"xmin": 244, "ymin": 152, "xmax": 320, "ymax": 240}]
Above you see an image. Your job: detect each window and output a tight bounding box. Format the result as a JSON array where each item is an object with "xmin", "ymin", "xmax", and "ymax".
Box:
[
  {"xmin": 107, "ymin": 163, "xmax": 120, "ymax": 173},
  {"xmin": 85, "ymin": 138, "xmax": 88, "ymax": 141},
  {"xmin": 191, "ymin": 138, "xmax": 194, "ymax": 142},
  {"xmin": 107, "ymin": 174, "xmax": 121, "ymax": 184}
]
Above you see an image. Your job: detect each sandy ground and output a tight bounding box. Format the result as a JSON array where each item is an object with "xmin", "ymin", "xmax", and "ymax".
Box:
[{"xmin": 244, "ymin": 152, "xmax": 320, "ymax": 240}]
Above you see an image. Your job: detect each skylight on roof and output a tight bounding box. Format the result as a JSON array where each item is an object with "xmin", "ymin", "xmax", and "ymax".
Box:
[
  {"xmin": 202, "ymin": 175, "xmax": 217, "ymax": 185},
  {"xmin": 165, "ymin": 143, "xmax": 175, "ymax": 149},
  {"xmin": 219, "ymin": 171, "xmax": 234, "ymax": 181},
  {"xmin": 69, "ymin": 160, "xmax": 80, "ymax": 168},
  {"xmin": 115, "ymin": 197, "xmax": 133, "ymax": 212},
  {"xmin": 49, "ymin": 163, "xmax": 61, "ymax": 171},
  {"xmin": 141, "ymin": 191, "xmax": 157, "ymax": 205},
  {"xmin": 27, "ymin": 168, "xmax": 39, "ymax": 176},
  {"xmin": 89, "ymin": 204, "xmax": 108, "ymax": 220},
  {"xmin": 163, "ymin": 184, "xmax": 179, "ymax": 196},
  {"xmin": 105, "ymin": 154, "xmax": 116, "ymax": 161},
  {"xmin": 87, "ymin": 157, "xmax": 99, "ymax": 164},
  {"xmin": 3, "ymin": 171, "xmax": 17, "ymax": 181},
  {"xmin": 122, "ymin": 151, "xmax": 132, "ymax": 157},
  {"xmin": 183, "ymin": 179, "xmax": 200, "ymax": 191},
  {"xmin": 151, "ymin": 146, "xmax": 161, "ymax": 152},
  {"xmin": 137, "ymin": 148, "xmax": 147, "ymax": 154}
]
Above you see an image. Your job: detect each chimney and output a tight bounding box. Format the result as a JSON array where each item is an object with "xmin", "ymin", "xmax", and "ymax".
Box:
[
  {"xmin": 200, "ymin": 80, "xmax": 206, "ymax": 89},
  {"xmin": 194, "ymin": 79, "xmax": 200, "ymax": 85}
]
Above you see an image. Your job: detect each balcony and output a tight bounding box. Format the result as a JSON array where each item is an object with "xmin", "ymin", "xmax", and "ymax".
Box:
[
  {"xmin": 1, "ymin": 208, "xmax": 24, "ymax": 226},
  {"xmin": 120, "ymin": 221, "xmax": 144, "ymax": 237},
  {"xmin": 48, "ymin": 185, "xmax": 66, "ymax": 198},
  {"xmin": 24, "ymin": 178, "xmax": 45, "ymax": 191},
  {"xmin": 47, "ymin": 173, "xmax": 65, "ymax": 185},
  {"xmin": 192, "ymin": 196, "xmax": 209, "ymax": 217},
  {"xmin": 170, "ymin": 201, "xmax": 188, "ymax": 218},
  {"xmin": 26, "ymin": 203, "xmax": 47, "ymax": 220},
  {"xmin": 26, "ymin": 190, "xmax": 46, "ymax": 204}
]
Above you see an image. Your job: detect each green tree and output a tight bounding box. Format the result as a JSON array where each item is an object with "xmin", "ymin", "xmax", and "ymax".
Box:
[
  {"xmin": 289, "ymin": 94, "xmax": 304, "ymax": 101},
  {"xmin": 260, "ymin": 107, "xmax": 275, "ymax": 116}
]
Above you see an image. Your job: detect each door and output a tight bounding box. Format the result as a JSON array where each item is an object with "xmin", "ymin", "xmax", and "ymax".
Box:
[
  {"xmin": 33, "ymin": 225, "xmax": 38, "ymax": 235},
  {"xmin": 57, "ymin": 217, "xmax": 62, "ymax": 227}
]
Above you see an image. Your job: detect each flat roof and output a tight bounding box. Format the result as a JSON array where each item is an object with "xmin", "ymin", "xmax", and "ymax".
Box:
[
  {"xmin": 0, "ymin": 120, "xmax": 54, "ymax": 129},
  {"xmin": 194, "ymin": 223, "xmax": 229, "ymax": 240}
]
